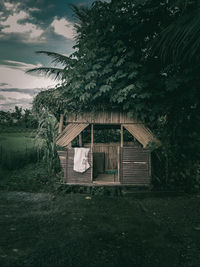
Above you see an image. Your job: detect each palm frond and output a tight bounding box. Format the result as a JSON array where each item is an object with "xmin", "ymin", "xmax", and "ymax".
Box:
[
  {"xmin": 26, "ymin": 67, "xmax": 64, "ymax": 80},
  {"xmin": 152, "ymin": 6, "xmax": 200, "ymax": 64},
  {"xmin": 35, "ymin": 51, "xmax": 75, "ymax": 66}
]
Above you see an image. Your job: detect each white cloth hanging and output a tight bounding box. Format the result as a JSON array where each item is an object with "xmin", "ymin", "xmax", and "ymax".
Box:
[{"xmin": 73, "ymin": 148, "xmax": 90, "ymax": 173}]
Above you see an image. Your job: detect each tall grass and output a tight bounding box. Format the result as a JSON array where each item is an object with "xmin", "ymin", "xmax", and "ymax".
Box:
[{"xmin": 0, "ymin": 145, "xmax": 42, "ymax": 170}]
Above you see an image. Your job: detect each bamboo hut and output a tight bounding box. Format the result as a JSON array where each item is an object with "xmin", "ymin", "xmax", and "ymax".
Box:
[{"xmin": 56, "ymin": 111, "xmax": 160, "ymax": 186}]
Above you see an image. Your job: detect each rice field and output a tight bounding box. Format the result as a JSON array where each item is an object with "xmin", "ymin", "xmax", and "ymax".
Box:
[{"xmin": 0, "ymin": 130, "xmax": 40, "ymax": 170}]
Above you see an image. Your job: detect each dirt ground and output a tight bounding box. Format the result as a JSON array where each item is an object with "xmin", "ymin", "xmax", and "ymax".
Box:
[{"xmin": 0, "ymin": 191, "xmax": 200, "ymax": 267}]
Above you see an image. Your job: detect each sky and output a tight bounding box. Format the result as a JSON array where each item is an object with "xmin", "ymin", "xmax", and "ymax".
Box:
[{"xmin": 0, "ymin": 0, "xmax": 104, "ymax": 111}]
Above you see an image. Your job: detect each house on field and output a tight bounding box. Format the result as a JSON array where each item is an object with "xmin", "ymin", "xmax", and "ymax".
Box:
[{"xmin": 56, "ymin": 111, "xmax": 160, "ymax": 186}]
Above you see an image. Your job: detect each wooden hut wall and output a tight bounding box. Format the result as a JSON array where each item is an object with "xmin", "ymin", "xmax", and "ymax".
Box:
[
  {"xmin": 66, "ymin": 148, "xmax": 92, "ymax": 184},
  {"xmin": 84, "ymin": 142, "xmax": 137, "ymax": 171},
  {"xmin": 85, "ymin": 143, "xmax": 117, "ymax": 171},
  {"xmin": 120, "ymin": 147, "xmax": 151, "ymax": 185},
  {"xmin": 57, "ymin": 151, "xmax": 67, "ymax": 182}
]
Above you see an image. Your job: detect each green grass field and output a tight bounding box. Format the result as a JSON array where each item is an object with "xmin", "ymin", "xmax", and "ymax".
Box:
[
  {"xmin": 0, "ymin": 130, "xmax": 43, "ymax": 170},
  {"xmin": 0, "ymin": 131, "xmax": 35, "ymax": 152}
]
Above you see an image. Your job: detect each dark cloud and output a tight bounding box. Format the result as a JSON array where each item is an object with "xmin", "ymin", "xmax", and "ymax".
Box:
[
  {"xmin": 0, "ymin": 83, "xmax": 10, "ymax": 87},
  {"xmin": 0, "ymin": 60, "xmax": 27, "ymax": 68},
  {"xmin": 0, "ymin": 88, "xmax": 41, "ymax": 96},
  {"xmin": 0, "ymin": 0, "xmax": 95, "ymax": 65},
  {"xmin": 0, "ymin": 36, "xmax": 74, "ymax": 65},
  {"xmin": 1, "ymin": 0, "xmax": 95, "ymax": 26},
  {"xmin": 0, "ymin": 95, "xmax": 6, "ymax": 100}
]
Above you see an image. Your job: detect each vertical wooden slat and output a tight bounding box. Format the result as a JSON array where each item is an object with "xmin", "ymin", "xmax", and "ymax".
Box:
[
  {"xmin": 91, "ymin": 124, "xmax": 94, "ymax": 182},
  {"xmin": 117, "ymin": 146, "xmax": 120, "ymax": 182},
  {"xmin": 58, "ymin": 114, "xmax": 64, "ymax": 134},
  {"xmin": 148, "ymin": 151, "xmax": 151, "ymax": 179},
  {"xmin": 91, "ymin": 124, "xmax": 94, "ymax": 148},
  {"xmin": 90, "ymin": 148, "xmax": 93, "ymax": 182},
  {"xmin": 121, "ymin": 125, "xmax": 123, "ymax": 147},
  {"xmin": 64, "ymin": 149, "xmax": 68, "ymax": 183}
]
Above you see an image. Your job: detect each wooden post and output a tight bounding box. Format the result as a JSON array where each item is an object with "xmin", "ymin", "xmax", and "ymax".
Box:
[
  {"xmin": 91, "ymin": 124, "xmax": 94, "ymax": 149},
  {"xmin": 91, "ymin": 124, "xmax": 94, "ymax": 182},
  {"xmin": 78, "ymin": 133, "xmax": 82, "ymax": 147},
  {"xmin": 67, "ymin": 142, "xmax": 72, "ymax": 148},
  {"xmin": 117, "ymin": 146, "xmax": 120, "ymax": 182},
  {"xmin": 58, "ymin": 114, "xmax": 64, "ymax": 134},
  {"xmin": 121, "ymin": 125, "xmax": 123, "ymax": 147}
]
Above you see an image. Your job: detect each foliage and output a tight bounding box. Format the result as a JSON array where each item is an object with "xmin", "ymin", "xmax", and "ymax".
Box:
[
  {"xmin": 0, "ymin": 163, "xmax": 56, "ymax": 192},
  {"xmin": 153, "ymin": 0, "xmax": 200, "ymax": 64},
  {"xmin": 29, "ymin": 0, "xmax": 200, "ymax": 191},
  {"xmin": 32, "ymin": 88, "xmax": 65, "ymax": 120},
  {"xmin": 35, "ymin": 109, "xmax": 60, "ymax": 175},
  {"xmin": 0, "ymin": 106, "xmax": 38, "ymax": 128}
]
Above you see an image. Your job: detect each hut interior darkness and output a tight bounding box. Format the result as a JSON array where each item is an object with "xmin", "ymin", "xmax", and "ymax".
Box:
[{"xmin": 56, "ymin": 111, "xmax": 160, "ymax": 186}]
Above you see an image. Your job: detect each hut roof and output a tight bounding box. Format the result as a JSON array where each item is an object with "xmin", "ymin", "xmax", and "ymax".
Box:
[{"xmin": 56, "ymin": 111, "xmax": 161, "ymax": 148}]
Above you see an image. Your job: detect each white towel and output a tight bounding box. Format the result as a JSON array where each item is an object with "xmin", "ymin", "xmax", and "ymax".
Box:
[{"xmin": 73, "ymin": 148, "xmax": 90, "ymax": 173}]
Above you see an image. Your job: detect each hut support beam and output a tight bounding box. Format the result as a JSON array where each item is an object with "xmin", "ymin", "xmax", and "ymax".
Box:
[
  {"xmin": 91, "ymin": 124, "xmax": 94, "ymax": 148},
  {"xmin": 78, "ymin": 133, "xmax": 82, "ymax": 147},
  {"xmin": 58, "ymin": 114, "xmax": 64, "ymax": 134},
  {"xmin": 121, "ymin": 125, "xmax": 123, "ymax": 147},
  {"xmin": 91, "ymin": 124, "xmax": 94, "ymax": 182}
]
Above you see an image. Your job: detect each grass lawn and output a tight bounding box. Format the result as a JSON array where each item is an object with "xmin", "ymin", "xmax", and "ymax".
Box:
[{"xmin": 0, "ymin": 164, "xmax": 200, "ymax": 267}]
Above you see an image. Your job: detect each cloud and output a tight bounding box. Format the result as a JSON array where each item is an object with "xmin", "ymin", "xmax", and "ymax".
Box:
[
  {"xmin": 0, "ymin": 61, "xmax": 57, "ymax": 90},
  {"xmin": 0, "ymin": 91, "xmax": 32, "ymax": 100},
  {"xmin": 1, "ymin": 59, "xmax": 41, "ymax": 71},
  {"xmin": 0, "ymin": 3, "xmax": 44, "ymax": 42},
  {"xmin": 0, "ymin": 91, "xmax": 33, "ymax": 111},
  {"xmin": 0, "ymin": 82, "xmax": 10, "ymax": 87},
  {"xmin": 29, "ymin": 7, "xmax": 41, "ymax": 12},
  {"xmin": 0, "ymin": 95, "xmax": 6, "ymax": 100},
  {"xmin": 0, "ymin": 59, "xmax": 57, "ymax": 111},
  {"xmin": 0, "ymin": 97, "xmax": 33, "ymax": 111},
  {"xmin": 0, "ymin": 88, "xmax": 41, "ymax": 96},
  {"xmin": 51, "ymin": 17, "xmax": 75, "ymax": 40},
  {"xmin": 0, "ymin": 90, "xmax": 35, "ymax": 111},
  {"xmin": 4, "ymin": 2, "xmax": 19, "ymax": 11}
]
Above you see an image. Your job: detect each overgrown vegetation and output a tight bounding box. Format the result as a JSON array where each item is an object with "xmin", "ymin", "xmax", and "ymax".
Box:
[
  {"xmin": 34, "ymin": 109, "xmax": 60, "ymax": 175},
  {"xmin": 0, "ymin": 163, "xmax": 57, "ymax": 192},
  {"xmin": 28, "ymin": 0, "xmax": 200, "ymax": 192}
]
